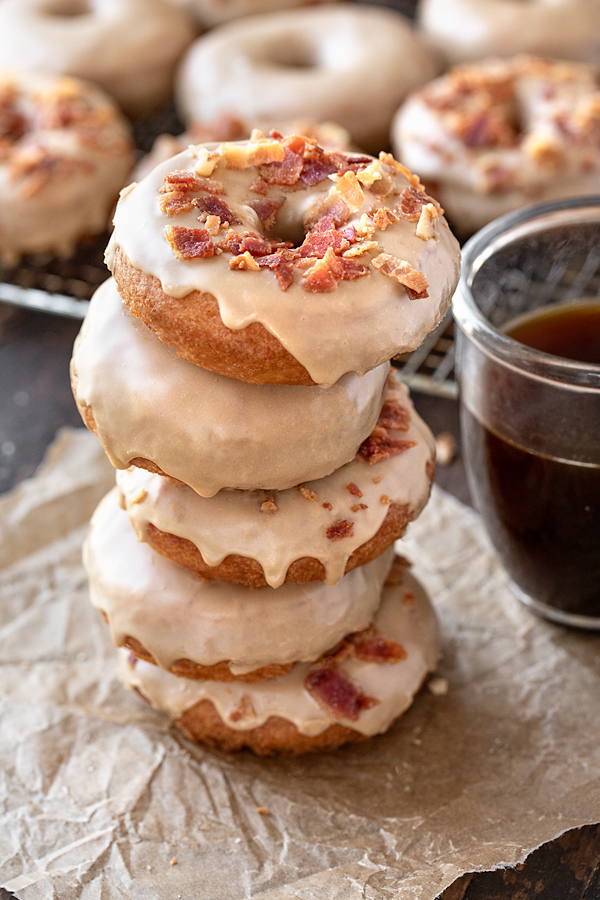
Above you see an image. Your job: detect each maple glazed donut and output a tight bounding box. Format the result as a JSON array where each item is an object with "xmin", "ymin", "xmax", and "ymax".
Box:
[
  {"xmin": 84, "ymin": 488, "xmax": 394, "ymax": 682},
  {"xmin": 393, "ymin": 56, "xmax": 600, "ymax": 236},
  {"xmin": 0, "ymin": 71, "xmax": 133, "ymax": 261},
  {"xmin": 116, "ymin": 376, "xmax": 435, "ymax": 588},
  {"xmin": 71, "ymin": 278, "xmax": 391, "ymax": 496},
  {"xmin": 106, "ymin": 133, "xmax": 461, "ymax": 387},
  {"xmin": 176, "ymin": 5, "xmax": 437, "ymax": 154},
  {"xmin": 118, "ymin": 563, "xmax": 440, "ymax": 754},
  {"xmin": 0, "ymin": 0, "xmax": 194, "ymax": 118},
  {"xmin": 419, "ymin": 0, "xmax": 600, "ymax": 68}
]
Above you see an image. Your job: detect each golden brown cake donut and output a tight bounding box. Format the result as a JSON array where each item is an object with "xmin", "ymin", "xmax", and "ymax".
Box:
[
  {"xmin": 106, "ymin": 132, "xmax": 461, "ymax": 386},
  {"xmin": 118, "ymin": 562, "xmax": 440, "ymax": 755},
  {"xmin": 116, "ymin": 375, "xmax": 436, "ymax": 588},
  {"xmin": 0, "ymin": 71, "xmax": 133, "ymax": 262}
]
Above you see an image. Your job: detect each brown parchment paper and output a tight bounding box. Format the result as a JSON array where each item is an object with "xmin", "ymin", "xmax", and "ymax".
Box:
[{"xmin": 1, "ymin": 427, "xmax": 599, "ymax": 900}]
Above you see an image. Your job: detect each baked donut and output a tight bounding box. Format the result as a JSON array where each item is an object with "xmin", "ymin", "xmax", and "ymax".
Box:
[
  {"xmin": 106, "ymin": 133, "xmax": 461, "ymax": 386},
  {"xmin": 168, "ymin": 0, "xmax": 337, "ymax": 30},
  {"xmin": 393, "ymin": 56, "xmax": 600, "ymax": 237},
  {"xmin": 175, "ymin": 5, "xmax": 438, "ymax": 154},
  {"xmin": 116, "ymin": 376, "xmax": 435, "ymax": 588},
  {"xmin": 0, "ymin": 0, "xmax": 194, "ymax": 118},
  {"xmin": 419, "ymin": 0, "xmax": 600, "ymax": 68},
  {"xmin": 71, "ymin": 278, "xmax": 391, "ymax": 496},
  {"xmin": 0, "ymin": 71, "xmax": 133, "ymax": 262},
  {"xmin": 84, "ymin": 487, "xmax": 394, "ymax": 681},
  {"xmin": 118, "ymin": 563, "xmax": 439, "ymax": 755}
]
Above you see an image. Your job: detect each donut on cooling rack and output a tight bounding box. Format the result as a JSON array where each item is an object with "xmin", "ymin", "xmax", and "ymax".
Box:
[
  {"xmin": 168, "ymin": 0, "xmax": 338, "ymax": 29},
  {"xmin": 118, "ymin": 561, "xmax": 439, "ymax": 755},
  {"xmin": 175, "ymin": 4, "xmax": 438, "ymax": 154},
  {"xmin": 419, "ymin": 0, "xmax": 600, "ymax": 68},
  {"xmin": 0, "ymin": 71, "xmax": 133, "ymax": 262},
  {"xmin": 393, "ymin": 56, "xmax": 600, "ymax": 236},
  {"xmin": 0, "ymin": 0, "xmax": 194, "ymax": 118},
  {"xmin": 106, "ymin": 132, "xmax": 460, "ymax": 387},
  {"xmin": 115, "ymin": 375, "xmax": 435, "ymax": 588},
  {"xmin": 85, "ymin": 488, "xmax": 395, "ymax": 682}
]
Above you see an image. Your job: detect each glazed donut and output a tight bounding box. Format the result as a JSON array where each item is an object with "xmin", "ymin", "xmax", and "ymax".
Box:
[
  {"xmin": 419, "ymin": 0, "xmax": 600, "ymax": 68},
  {"xmin": 118, "ymin": 563, "xmax": 439, "ymax": 755},
  {"xmin": 0, "ymin": 0, "xmax": 194, "ymax": 118},
  {"xmin": 71, "ymin": 279, "xmax": 391, "ymax": 496},
  {"xmin": 393, "ymin": 56, "xmax": 600, "ymax": 236},
  {"xmin": 175, "ymin": 5, "xmax": 438, "ymax": 154},
  {"xmin": 116, "ymin": 376, "xmax": 435, "ymax": 588},
  {"xmin": 0, "ymin": 71, "xmax": 133, "ymax": 261},
  {"xmin": 84, "ymin": 488, "xmax": 394, "ymax": 681},
  {"xmin": 106, "ymin": 133, "xmax": 460, "ymax": 386},
  {"xmin": 168, "ymin": 0, "xmax": 337, "ymax": 29}
]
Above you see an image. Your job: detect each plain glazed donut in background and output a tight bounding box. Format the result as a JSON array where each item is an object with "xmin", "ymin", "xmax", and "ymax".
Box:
[
  {"xmin": 419, "ymin": 0, "xmax": 600, "ymax": 67},
  {"xmin": 168, "ymin": 0, "xmax": 337, "ymax": 29},
  {"xmin": 175, "ymin": 4, "xmax": 438, "ymax": 153},
  {"xmin": 0, "ymin": 71, "xmax": 133, "ymax": 261},
  {"xmin": 393, "ymin": 56, "xmax": 600, "ymax": 237},
  {"xmin": 106, "ymin": 133, "xmax": 460, "ymax": 387},
  {"xmin": 0, "ymin": 0, "xmax": 195, "ymax": 118}
]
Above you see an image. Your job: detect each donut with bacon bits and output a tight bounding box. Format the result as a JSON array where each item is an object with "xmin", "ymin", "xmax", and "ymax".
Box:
[
  {"xmin": 106, "ymin": 132, "xmax": 460, "ymax": 386},
  {"xmin": 0, "ymin": 70, "xmax": 133, "ymax": 262},
  {"xmin": 393, "ymin": 56, "xmax": 600, "ymax": 237},
  {"xmin": 0, "ymin": 0, "xmax": 194, "ymax": 118},
  {"xmin": 119, "ymin": 560, "xmax": 440, "ymax": 755},
  {"xmin": 419, "ymin": 0, "xmax": 600, "ymax": 68},
  {"xmin": 116, "ymin": 376, "xmax": 436, "ymax": 589}
]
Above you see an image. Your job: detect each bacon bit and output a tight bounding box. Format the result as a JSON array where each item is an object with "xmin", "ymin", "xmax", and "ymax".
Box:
[
  {"xmin": 205, "ymin": 214, "xmax": 221, "ymax": 236},
  {"xmin": 330, "ymin": 170, "xmax": 364, "ymax": 212},
  {"xmin": 372, "ymin": 476, "xmax": 383, "ymax": 484},
  {"xmin": 416, "ymin": 203, "xmax": 439, "ymax": 241},
  {"xmin": 165, "ymin": 225, "xmax": 215, "ymax": 259},
  {"xmin": 301, "ymin": 157, "xmax": 339, "ymax": 185},
  {"xmin": 346, "ymin": 482, "xmax": 363, "ymax": 498},
  {"xmin": 229, "ymin": 251, "xmax": 260, "ymax": 271},
  {"xmin": 325, "ymin": 518, "xmax": 354, "ymax": 541},
  {"xmin": 192, "ymin": 147, "xmax": 220, "ymax": 177},
  {"xmin": 322, "ymin": 501, "xmax": 333, "ymax": 510},
  {"xmin": 249, "ymin": 177, "xmax": 269, "ymax": 195},
  {"xmin": 161, "ymin": 170, "xmax": 224, "ymax": 194},
  {"xmin": 256, "ymin": 247, "xmax": 298, "ymax": 290},
  {"xmin": 256, "ymin": 806, "xmax": 269, "ymax": 816},
  {"xmin": 304, "ymin": 194, "xmax": 350, "ymax": 231},
  {"xmin": 259, "ymin": 147, "xmax": 304, "ymax": 185},
  {"xmin": 10, "ymin": 146, "xmax": 91, "ymax": 196},
  {"xmin": 229, "ymin": 695, "xmax": 256, "ymax": 723},
  {"xmin": 299, "ymin": 229, "xmax": 351, "ymax": 258},
  {"xmin": 370, "ymin": 207, "xmax": 399, "ymax": 230},
  {"xmin": 260, "ymin": 498, "xmax": 277, "ymax": 514},
  {"xmin": 305, "ymin": 660, "xmax": 378, "ymax": 721},
  {"xmin": 385, "ymin": 554, "xmax": 412, "ymax": 586},
  {"xmin": 378, "ymin": 399, "xmax": 410, "ymax": 431},
  {"xmin": 248, "ymin": 196, "xmax": 285, "ymax": 229},
  {"xmin": 403, "ymin": 591, "xmax": 416, "ymax": 610},
  {"xmin": 379, "ymin": 151, "xmax": 425, "ymax": 190},
  {"xmin": 343, "ymin": 240, "xmax": 378, "ymax": 259},
  {"xmin": 380, "ymin": 494, "xmax": 391, "ymax": 505},
  {"xmin": 299, "ymin": 486, "xmax": 318, "ymax": 501},
  {"xmin": 222, "ymin": 139, "xmax": 286, "ymax": 169},
  {"xmin": 372, "ymin": 254, "xmax": 429, "ymax": 298},
  {"xmin": 356, "ymin": 160, "xmax": 383, "ymax": 188},
  {"xmin": 302, "ymin": 247, "xmax": 344, "ymax": 292},
  {"xmin": 217, "ymin": 229, "xmax": 290, "ymax": 257},
  {"xmin": 351, "ymin": 503, "xmax": 368, "ymax": 512},
  {"xmin": 352, "ymin": 632, "xmax": 407, "ymax": 663},
  {"xmin": 170, "ymin": 858, "xmax": 178, "ymax": 866},
  {"xmin": 398, "ymin": 186, "xmax": 431, "ymax": 221},
  {"xmin": 159, "ymin": 190, "xmax": 196, "ymax": 216},
  {"xmin": 357, "ymin": 427, "xmax": 418, "ymax": 464},
  {"xmin": 457, "ymin": 109, "xmax": 517, "ymax": 150},
  {"xmin": 195, "ymin": 195, "xmax": 240, "ymax": 224}
]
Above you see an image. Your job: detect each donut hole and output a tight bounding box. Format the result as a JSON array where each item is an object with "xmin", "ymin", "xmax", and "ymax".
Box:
[
  {"xmin": 40, "ymin": 0, "xmax": 92, "ymax": 17},
  {"xmin": 265, "ymin": 39, "xmax": 319, "ymax": 71}
]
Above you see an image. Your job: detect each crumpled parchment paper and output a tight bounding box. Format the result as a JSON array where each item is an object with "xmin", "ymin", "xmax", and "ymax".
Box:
[{"xmin": 1, "ymin": 428, "xmax": 599, "ymax": 900}]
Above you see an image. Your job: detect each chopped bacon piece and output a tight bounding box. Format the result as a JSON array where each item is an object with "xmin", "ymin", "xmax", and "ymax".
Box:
[
  {"xmin": 405, "ymin": 285, "xmax": 429, "ymax": 301},
  {"xmin": 229, "ymin": 695, "xmax": 256, "ymax": 723},
  {"xmin": 370, "ymin": 207, "xmax": 399, "ymax": 230},
  {"xmin": 398, "ymin": 186, "xmax": 430, "ymax": 221},
  {"xmin": 259, "ymin": 147, "xmax": 304, "ymax": 185},
  {"xmin": 457, "ymin": 110, "xmax": 517, "ymax": 149},
  {"xmin": 304, "ymin": 194, "xmax": 350, "ymax": 231},
  {"xmin": 195, "ymin": 195, "xmax": 240, "ymax": 224},
  {"xmin": 165, "ymin": 225, "xmax": 215, "ymax": 259},
  {"xmin": 216, "ymin": 229, "xmax": 290, "ymax": 257},
  {"xmin": 299, "ymin": 486, "xmax": 318, "ymax": 502},
  {"xmin": 299, "ymin": 229, "xmax": 351, "ymax": 258},
  {"xmin": 322, "ymin": 501, "xmax": 333, "ymax": 510},
  {"xmin": 256, "ymin": 248, "xmax": 298, "ymax": 290},
  {"xmin": 305, "ymin": 661, "xmax": 378, "ymax": 720},
  {"xmin": 357, "ymin": 427, "xmax": 417, "ymax": 464},
  {"xmin": 351, "ymin": 503, "xmax": 368, "ymax": 512},
  {"xmin": 325, "ymin": 518, "xmax": 354, "ymax": 541},
  {"xmin": 339, "ymin": 257, "xmax": 370, "ymax": 281},
  {"xmin": 301, "ymin": 157, "xmax": 339, "ymax": 185},
  {"xmin": 159, "ymin": 190, "xmax": 196, "ymax": 216},
  {"xmin": 249, "ymin": 177, "xmax": 269, "ymax": 195},
  {"xmin": 302, "ymin": 248, "xmax": 344, "ymax": 292},
  {"xmin": 221, "ymin": 139, "xmax": 285, "ymax": 168},
  {"xmin": 260, "ymin": 499, "xmax": 277, "ymax": 514},
  {"xmin": 229, "ymin": 251, "xmax": 260, "ymax": 271},
  {"xmin": 352, "ymin": 633, "xmax": 407, "ymax": 663},
  {"xmin": 346, "ymin": 482, "xmax": 363, "ymax": 498},
  {"xmin": 247, "ymin": 196, "xmax": 284, "ymax": 229},
  {"xmin": 372, "ymin": 253, "xmax": 429, "ymax": 298},
  {"xmin": 378, "ymin": 398, "xmax": 410, "ymax": 431},
  {"xmin": 161, "ymin": 171, "xmax": 224, "ymax": 194}
]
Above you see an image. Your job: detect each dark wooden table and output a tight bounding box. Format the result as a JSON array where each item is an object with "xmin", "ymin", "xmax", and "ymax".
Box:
[{"xmin": 0, "ymin": 303, "xmax": 599, "ymax": 900}]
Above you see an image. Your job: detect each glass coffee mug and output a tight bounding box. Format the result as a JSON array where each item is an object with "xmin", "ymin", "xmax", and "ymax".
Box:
[{"xmin": 453, "ymin": 197, "xmax": 600, "ymax": 629}]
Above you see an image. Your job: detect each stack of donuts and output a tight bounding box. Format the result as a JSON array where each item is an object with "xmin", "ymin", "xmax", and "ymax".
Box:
[{"xmin": 71, "ymin": 131, "xmax": 460, "ymax": 755}]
